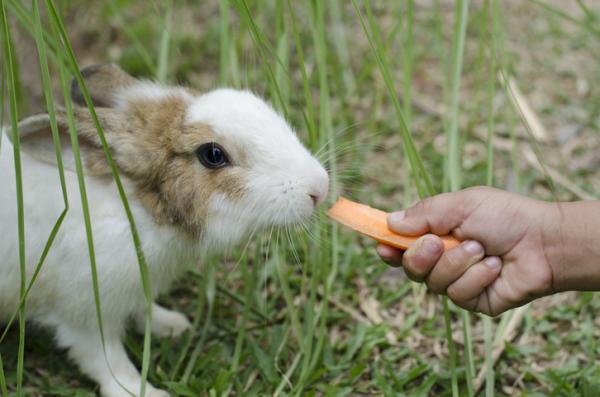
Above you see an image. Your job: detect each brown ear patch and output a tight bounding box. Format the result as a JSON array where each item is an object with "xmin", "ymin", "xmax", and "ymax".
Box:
[
  {"xmin": 13, "ymin": 111, "xmax": 113, "ymax": 176},
  {"xmin": 19, "ymin": 88, "xmax": 249, "ymax": 241},
  {"xmin": 71, "ymin": 64, "xmax": 138, "ymax": 107}
]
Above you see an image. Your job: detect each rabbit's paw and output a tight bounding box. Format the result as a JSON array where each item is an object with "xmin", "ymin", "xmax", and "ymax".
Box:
[
  {"xmin": 136, "ymin": 303, "xmax": 191, "ymax": 338},
  {"xmin": 153, "ymin": 308, "xmax": 191, "ymax": 338}
]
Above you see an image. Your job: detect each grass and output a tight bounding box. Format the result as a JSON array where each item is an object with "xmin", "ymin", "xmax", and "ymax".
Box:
[
  {"xmin": 0, "ymin": 1, "xmax": 26, "ymax": 394},
  {"xmin": 2, "ymin": 1, "xmax": 600, "ymax": 396}
]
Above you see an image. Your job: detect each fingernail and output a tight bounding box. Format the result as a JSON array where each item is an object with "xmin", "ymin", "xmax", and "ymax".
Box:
[
  {"xmin": 388, "ymin": 211, "xmax": 405, "ymax": 226},
  {"xmin": 463, "ymin": 240, "xmax": 483, "ymax": 256},
  {"xmin": 376, "ymin": 245, "xmax": 392, "ymax": 261},
  {"xmin": 422, "ymin": 236, "xmax": 442, "ymax": 256},
  {"xmin": 484, "ymin": 256, "xmax": 501, "ymax": 270}
]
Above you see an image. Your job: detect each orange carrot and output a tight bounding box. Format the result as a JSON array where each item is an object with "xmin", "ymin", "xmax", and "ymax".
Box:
[{"xmin": 327, "ymin": 197, "xmax": 460, "ymax": 251}]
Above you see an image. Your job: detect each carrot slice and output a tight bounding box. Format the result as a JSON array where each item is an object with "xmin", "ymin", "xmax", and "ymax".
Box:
[{"xmin": 327, "ymin": 197, "xmax": 460, "ymax": 251}]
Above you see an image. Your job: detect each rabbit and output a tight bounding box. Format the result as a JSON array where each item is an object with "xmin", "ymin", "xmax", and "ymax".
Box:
[{"xmin": 0, "ymin": 64, "xmax": 329, "ymax": 397}]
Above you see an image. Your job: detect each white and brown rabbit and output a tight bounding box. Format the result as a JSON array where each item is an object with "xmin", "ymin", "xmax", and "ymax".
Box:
[{"xmin": 0, "ymin": 64, "xmax": 329, "ymax": 397}]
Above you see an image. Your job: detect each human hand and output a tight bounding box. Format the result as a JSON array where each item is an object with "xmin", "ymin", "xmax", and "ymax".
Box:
[{"xmin": 376, "ymin": 187, "xmax": 557, "ymax": 316}]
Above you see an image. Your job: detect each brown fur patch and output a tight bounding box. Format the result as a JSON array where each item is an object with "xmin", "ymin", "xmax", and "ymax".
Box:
[
  {"xmin": 71, "ymin": 64, "xmax": 138, "ymax": 107},
  {"xmin": 22, "ymin": 74, "xmax": 248, "ymax": 239},
  {"xmin": 94, "ymin": 95, "xmax": 247, "ymax": 238}
]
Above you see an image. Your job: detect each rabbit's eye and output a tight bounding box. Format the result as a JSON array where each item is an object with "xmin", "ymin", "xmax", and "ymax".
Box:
[{"xmin": 196, "ymin": 142, "xmax": 229, "ymax": 169}]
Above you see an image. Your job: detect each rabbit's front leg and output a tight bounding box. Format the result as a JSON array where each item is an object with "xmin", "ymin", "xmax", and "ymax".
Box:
[
  {"xmin": 55, "ymin": 323, "xmax": 169, "ymax": 397},
  {"xmin": 135, "ymin": 302, "xmax": 191, "ymax": 338}
]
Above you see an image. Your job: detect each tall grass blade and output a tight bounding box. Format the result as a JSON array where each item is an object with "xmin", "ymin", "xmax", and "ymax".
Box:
[
  {"xmin": 329, "ymin": 0, "xmax": 357, "ymax": 96},
  {"xmin": 485, "ymin": 4, "xmax": 496, "ymax": 187},
  {"xmin": 483, "ymin": 315, "xmax": 494, "ymax": 396},
  {"xmin": 287, "ymin": 0, "xmax": 318, "ymax": 149},
  {"xmin": 107, "ymin": 0, "xmax": 157, "ymax": 74},
  {"xmin": 157, "ymin": 0, "xmax": 173, "ymax": 83},
  {"xmin": 0, "ymin": 354, "xmax": 7, "ymax": 397},
  {"xmin": 45, "ymin": 2, "xmax": 155, "ymax": 395},
  {"xmin": 447, "ymin": 0, "xmax": 469, "ymax": 193},
  {"xmin": 531, "ymin": 0, "xmax": 600, "ymax": 37},
  {"xmin": 301, "ymin": 2, "xmax": 339, "ymax": 391},
  {"xmin": 181, "ymin": 264, "xmax": 216, "ymax": 383},
  {"xmin": 351, "ymin": 0, "xmax": 434, "ymax": 198},
  {"xmin": 402, "ymin": 0, "xmax": 415, "ymax": 207},
  {"xmin": 483, "ymin": 1, "xmax": 498, "ymax": 395},
  {"xmin": 0, "ymin": 0, "xmax": 71, "ymax": 349},
  {"xmin": 274, "ymin": 0, "xmax": 290, "ymax": 110},
  {"xmin": 0, "ymin": 2, "xmax": 27, "ymax": 394},
  {"xmin": 218, "ymin": 0, "xmax": 231, "ymax": 85},
  {"xmin": 0, "ymin": 14, "xmax": 6, "ymax": 396},
  {"xmin": 446, "ymin": 1, "xmax": 472, "ymax": 395},
  {"xmin": 233, "ymin": 0, "xmax": 289, "ymax": 117}
]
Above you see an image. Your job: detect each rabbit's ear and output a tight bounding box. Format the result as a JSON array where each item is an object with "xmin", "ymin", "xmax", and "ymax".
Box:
[
  {"xmin": 70, "ymin": 64, "xmax": 138, "ymax": 108},
  {"xmin": 12, "ymin": 107, "xmax": 126, "ymax": 176}
]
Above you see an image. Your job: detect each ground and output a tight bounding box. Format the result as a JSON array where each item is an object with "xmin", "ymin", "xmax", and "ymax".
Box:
[{"xmin": 1, "ymin": 0, "xmax": 600, "ymax": 396}]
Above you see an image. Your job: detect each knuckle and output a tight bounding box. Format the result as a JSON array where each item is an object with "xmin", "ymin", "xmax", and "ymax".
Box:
[
  {"xmin": 407, "ymin": 199, "xmax": 425, "ymax": 218},
  {"xmin": 446, "ymin": 284, "xmax": 461, "ymax": 301},
  {"xmin": 408, "ymin": 196, "xmax": 435, "ymax": 217},
  {"xmin": 422, "ymin": 196, "xmax": 435, "ymax": 212},
  {"xmin": 443, "ymin": 248, "xmax": 465, "ymax": 270}
]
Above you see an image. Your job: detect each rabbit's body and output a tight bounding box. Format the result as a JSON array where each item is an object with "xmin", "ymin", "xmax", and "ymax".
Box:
[
  {"xmin": 0, "ymin": 65, "xmax": 328, "ymax": 397},
  {"xmin": 1, "ymin": 131, "xmax": 194, "ymax": 397},
  {"xmin": 0, "ymin": 131, "xmax": 190, "ymax": 326}
]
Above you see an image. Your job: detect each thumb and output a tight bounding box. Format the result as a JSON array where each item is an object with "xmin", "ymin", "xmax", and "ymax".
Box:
[{"xmin": 388, "ymin": 191, "xmax": 472, "ymax": 236}]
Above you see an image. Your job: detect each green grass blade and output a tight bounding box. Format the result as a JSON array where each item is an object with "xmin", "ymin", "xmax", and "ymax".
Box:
[
  {"xmin": 274, "ymin": 0, "xmax": 290, "ymax": 111},
  {"xmin": 483, "ymin": 1, "xmax": 498, "ymax": 395},
  {"xmin": 462, "ymin": 311, "xmax": 474, "ymax": 396},
  {"xmin": 0, "ymin": 354, "xmax": 7, "ymax": 397},
  {"xmin": 181, "ymin": 264, "xmax": 216, "ymax": 383},
  {"xmin": 275, "ymin": 248, "xmax": 305, "ymax": 355},
  {"xmin": 442, "ymin": 298, "xmax": 458, "ymax": 397},
  {"xmin": 45, "ymin": 2, "xmax": 155, "ymax": 395},
  {"xmin": 485, "ymin": 2, "xmax": 497, "ymax": 187},
  {"xmin": 287, "ymin": 0, "xmax": 317, "ymax": 149},
  {"xmin": 0, "ymin": 0, "xmax": 71, "ymax": 347},
  {"xmin": 296, "ymin": 3, "xmax": 340, "ymax": 391},
  {"xmin": 444, "ymin": 2, "xmax": 472, "ymax": 395},
  {"xmin": 531, "ymin": 0, "xmax": 600, "ymax": 36},
  {"xmin": 447, "ymin": 0, "xmax": 469, "ymax": 193},
  {"xmin": 233, "ymin": 0, "xmax": 290, "ymax": 117},
  {"xmin": 5, "ymin": 0, "xmax": 61, "ymax": 67},
  {"xmin": 274, "ymin": 352, "xmax": 301, "ymax": 397},
  {"xmin": 0, "ymin": 2, "xmax": 27, "ymax": 394},
  {"xmin": 218, "ymin": 0, "xmax": 231, "ymax": 85},
  {"xmin": 228, "ymin": 255, "xmax": 255, "ymax": 377},
  {"xmin": 351, "ymin": 0, "xmax": 434, "ymax": 198},
  {"xmin": 0, "ymin": 23, "xmax": 5, "ymax": 397},
  {"xmin": 107, "ymin": 0, "xmax": 157, "ymax": 75},
  {"xmin": 401, "ymin": 0, "xmax": 415, "ymax": 211},
  {"xmin": 329, "ymin": 0, "xmax": 357, "ymax": 96},
  {"xmin": 157, "ymin": 0, "xmax": 172, "ymax": 83},
  {"xmin": 402, "ymin": 0, "xmax": 414, "ymax": 130},
  {"xmin": 353, "ymin": 2, "xmax": 465, "ymax": 395},
  {"xmin": 483, "ymin": 315, "xmax": 494, "ymax": 396}
]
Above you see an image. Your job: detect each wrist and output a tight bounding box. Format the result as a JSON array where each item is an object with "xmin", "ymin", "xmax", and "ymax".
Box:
[{"xmin": 542, "ymin": 201, "xmax": 600, "ymax": 292}]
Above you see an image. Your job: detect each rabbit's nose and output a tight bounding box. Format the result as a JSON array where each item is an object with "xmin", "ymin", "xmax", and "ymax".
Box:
[
  {"xmin": 309, "ymin": 194, "xmax": 320, "ymax": 207},
  {"xmin": 308, "ymin": 172, "xmax": 329, "ymax": 207}
]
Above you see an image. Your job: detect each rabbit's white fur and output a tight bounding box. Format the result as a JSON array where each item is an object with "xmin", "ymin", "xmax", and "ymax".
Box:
[
  {"xmin": 0, "ymin": 69, "xmax": 328, "ymax": 397},
  {"xmin": 1, "ymin": 131, "xmax": 193, "ymax": 397}
]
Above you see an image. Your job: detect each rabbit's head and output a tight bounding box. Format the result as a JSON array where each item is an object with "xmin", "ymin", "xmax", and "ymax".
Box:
[{"xmin": 14, "ymin": 64, "xmax": 329, "ymax": 248}]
